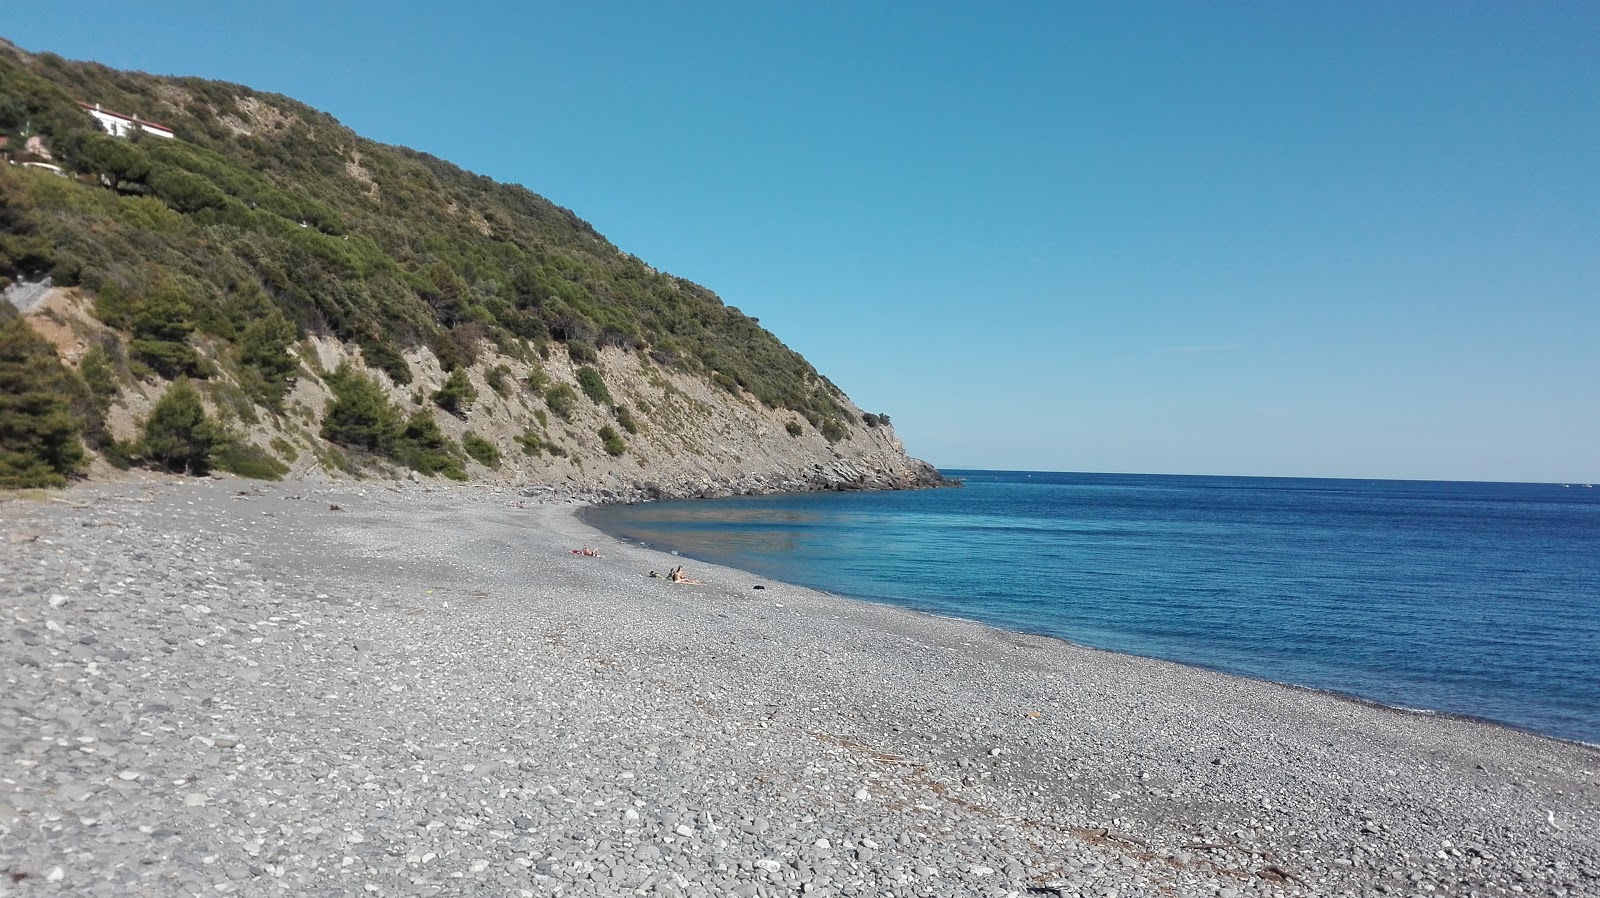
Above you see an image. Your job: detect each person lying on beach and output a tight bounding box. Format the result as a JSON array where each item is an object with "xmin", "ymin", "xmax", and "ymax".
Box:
[
  {"xmin": 667, "ymin": 565, "xmax": 702, "ymax": 584},
  {"xmin": 571, "ymin": 547, "xmax": 600, "ymax": 557}
]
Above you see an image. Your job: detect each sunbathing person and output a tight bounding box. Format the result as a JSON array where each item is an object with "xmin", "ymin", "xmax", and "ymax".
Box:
[{"xmin": 667, "ymin": 565, "xmax": 702, "ymax": 584}]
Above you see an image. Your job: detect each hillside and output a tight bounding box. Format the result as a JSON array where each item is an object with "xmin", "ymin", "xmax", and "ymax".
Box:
[{"xmin": 0, "ymin": 39, "xmax": 945, "ymax": 495}]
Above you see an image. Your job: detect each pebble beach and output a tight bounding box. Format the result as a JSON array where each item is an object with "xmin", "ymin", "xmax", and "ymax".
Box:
[{"xmin": 2, "ymin": 476, "xmax": 1597, "ymax": 898}]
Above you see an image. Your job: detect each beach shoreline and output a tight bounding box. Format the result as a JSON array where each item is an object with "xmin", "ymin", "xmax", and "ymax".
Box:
[
  {"xmin": 3, "ymin": 475, "xmax": 1597, "ymax": 897},
  {"xmin": 587, "ymin": 499, "xmax": 1600, "ymax": 753}
]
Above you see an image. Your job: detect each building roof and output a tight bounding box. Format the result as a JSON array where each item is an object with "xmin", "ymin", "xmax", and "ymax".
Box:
[{"xmin": 76, "ymin": 101, "xmax": 175, "ymax": 136}]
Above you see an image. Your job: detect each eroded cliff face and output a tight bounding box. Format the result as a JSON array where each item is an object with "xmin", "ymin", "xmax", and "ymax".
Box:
[
  {"xmin": 291, "ymin": 336, "xmax": 949, "ymax": 499},
  {"xmin": 22, "ymin": 289, "xmax": 947, "ymax": 496}
]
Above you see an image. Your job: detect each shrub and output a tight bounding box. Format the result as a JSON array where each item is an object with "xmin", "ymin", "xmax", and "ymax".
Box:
[
  {"xmin": 358, "ymin": 337, "xmax": 412, "ymax": 386},
  {"xmin": 140, "ymin": 379, "xmax": 222, "ymax": 475},
  {"xmin": 270, "ymin": 437, "xmax": 299, "ymax": 461},
  {"xmin": 785, "ymin": 420, "xmax": 803, "ymax": 437},
  {"xmin": 389, "ymin": 410, "xmax": 465, "ymax": 479},
  {"xmin": 523, "ymin": 364, "xmax": 547, "ymax": 396},
  {"xmin": 462, "ymin": 431, "xmax": 500, "ymax": 468},
  {"xmin": 516, "ymin": 429, "xmax": 546, "ymax": 457},
  {"xmin": 484, "ymin": 364, "xmax": 512, "ymax": 398},
  {"xmin": 876, "ymin": 413, "xmax": 891, "ymax": 425},
  {"xmin": 820, "ymin": 418, "xmax": 846, "ymax": 443},
  {"xmin": 614, "ymin": 404, "xmax": 638, "ymax": 434},
  {"xmin": 77, "ymin": 134, "xmax": 149, "ymax": 191},
  {"xmin": 566, "ymin": 340, "xmax": 597, "ymax": 364},
  {"xmin": 147, "ymin": 164, "xmax": 229, "ymax": 213},
  {"xmin": 432, "ymin": 367, "xmax": 476, "ymax": 416},
  {"xmin": 130, "ymin": 287, "xmax": 204, "ymax": 379},
  {"xmin": 79, "ymin": 345, "xmax": 119, "ymax": 411},
  {"xmin": 598, "ymin": 424, "xmax": 625, "ymax": 457},
  {"xmin": 320, "ymin": 363, "xmax": 399, "ymax": 452},
  {"xmin": 0, "ymin": 309, "xmax": 88, "ymax": 487},
  {"xmin": 862, "ymin": 413, "xmax": 881, "ymax": 427},
  {"xmin": 99, "ymin": 438, "xmax": 135, "ymax": 470},
  {"xmin": 212, "ymin": 440, "xmax": 289, "ymax": 480},
  {"xmin": 237, "ymin": 310, "xmax": 298, "ymax": 408},
  {"xmin": 544, "ymin": 383, "xmax": 577, "ymax": 421},
  {"xmin": 575, "ymin": 366, "xmax": 611, "ymax": 405}
]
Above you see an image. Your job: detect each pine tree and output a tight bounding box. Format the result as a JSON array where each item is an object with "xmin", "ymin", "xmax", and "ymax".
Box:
[
  {"xmin": 139, "ymin": 379, "xmax": 221, "ymax": 475},
  {"xmin": 0, "ymin": 310, "xmax": 87, "ymax": 487}
]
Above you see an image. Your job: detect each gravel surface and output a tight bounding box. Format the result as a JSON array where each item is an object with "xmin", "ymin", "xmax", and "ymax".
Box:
[{"xmin": 3, "ymin": 476, "xmax": 1597, "ymax": 898}]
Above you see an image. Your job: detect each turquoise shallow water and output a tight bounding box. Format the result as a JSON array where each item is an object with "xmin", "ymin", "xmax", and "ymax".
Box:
[{"xmin": 583, "ymin": 471, "xmax": 1600, "ymax": 745}]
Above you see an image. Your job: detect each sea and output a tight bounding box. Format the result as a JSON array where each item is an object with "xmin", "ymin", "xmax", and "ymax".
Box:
[{"xmin": 582, "ymin": 472, "xmax": 1600, "ymax": 746}]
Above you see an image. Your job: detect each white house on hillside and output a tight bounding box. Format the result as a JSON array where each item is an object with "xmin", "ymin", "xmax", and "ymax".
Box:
[{"xmin": 77, "ymin": 102, "xmax": 175, "ymax": 139}]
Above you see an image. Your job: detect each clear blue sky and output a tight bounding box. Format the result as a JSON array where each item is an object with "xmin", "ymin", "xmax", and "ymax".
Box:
[{"xmin": 7, "ymin": 2, "xmax": 1597, "ymax": 482}]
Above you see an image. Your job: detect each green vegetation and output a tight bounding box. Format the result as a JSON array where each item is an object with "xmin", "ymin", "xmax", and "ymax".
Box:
[
  {"xmin": 318, "ymin": 364, "xmax": 465, "ymax": 478},
  {"xmin": 0, "ymin": 307, "xmax": 88, "ymax": 487},
  {"xmin": 598, "ymin": 424, "xmax": 626, "ymax": 457},
  {"xmin": 0, "ymin": 43, "xmax": 848, "ymax": 439},
  {"xmin": 523, "ymin": 364, "xmax": 547, "ymax": 396},
  {"xmin": 516, "ymin": 429, "xmax": 563, "ymax": 457},
  {"xmin": 0, "ymin": 43, "xmax": 872, "ymax": 483},
  {"xmin": 138, "ymin": 379, "xmax": 220, "ymax": 475},
  {"xmin": 319, "ymin": 363, "xmax": 396, "ymax": 452},
  {"xmin": 517, "ymin": 428, "xmax": 567, "ymax": 458},
  {"xmin": 544, "ymin": 383, "xmax": 577, "ymax": 421},
  {"xmin": 484, "ymin": 363, "xmax": 512, "ymax": 397},
  {"xmin": 614, "ymin": 404, "xmax": 638, "ymax": 434},
  {"xmin": 575, "ymin": 365, "xmax": 611, "ymax": 405},
  {"xmin": 462, "ymin": 431, "xmax": 499, "ymax": 468},
  {"xmin": 431, "ymin": 367, "xmax": 476, "ymax": 416},
  {"xmin": 390, "ymin": 411, "xmax": 465, "ymax": 480},
  {"xmin": 820, "ymin": 418, "xmax": 847, "ymax": 443},
  {"xmin": 129, "ymin": 286, "xmax": 205, "ymax": 379},
  {"xmin": 212, "ymin": 441, "xmax": 289, "ymax": 480},
  {"xmin": 236, "ymin": 305, "xmax": 298, "ymax": 408},
  {"xmin": 78, "ymin": 343, "xmax": 119, "ymax": 414},
  {"xmin": 785, "ymin": 420, "xmax": 804, "ymax": 437}
]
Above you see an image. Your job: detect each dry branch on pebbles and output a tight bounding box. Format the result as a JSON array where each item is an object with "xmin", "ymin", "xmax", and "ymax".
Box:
[{"xmin": 1, "ymin": 477, "xmax": 1597, "ymax": 898}]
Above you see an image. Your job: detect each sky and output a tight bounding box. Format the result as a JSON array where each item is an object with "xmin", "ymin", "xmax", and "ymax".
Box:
[{"xmin": 6, "ymin": 2, "xmax": 1597, "ymax": 482}]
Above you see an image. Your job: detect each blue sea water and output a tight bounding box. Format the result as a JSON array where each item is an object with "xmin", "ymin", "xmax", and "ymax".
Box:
[{"xmin": 582, "ymin": 472, "xmax": 1600, "ymax": 745}]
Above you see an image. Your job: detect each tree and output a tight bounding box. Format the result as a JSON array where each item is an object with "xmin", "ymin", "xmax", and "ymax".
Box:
[
  {"xmin": 237, "ymin": 309, "xmax": 298, "ymax": 408},
  {"xmin": 319, "ymin": 364, "xmax": 398, "ymax": 451},
  {"xmin": 0, "ymin": 310, "xmax": 87, "ymax": 487},
  {"xmin": 139, "ymin": 379, "xmax": 221, "ymax": 475},
  {"xmin": 431, "ymin": 367, "xmax": 476, "ymax": 416},
  {"xmin": 131, "ymin": 287, "xmax": 202, "ymax": 378},
  {"xmin": 76, "ymin": 134, "xmax": 149, "ymax": 191}
]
